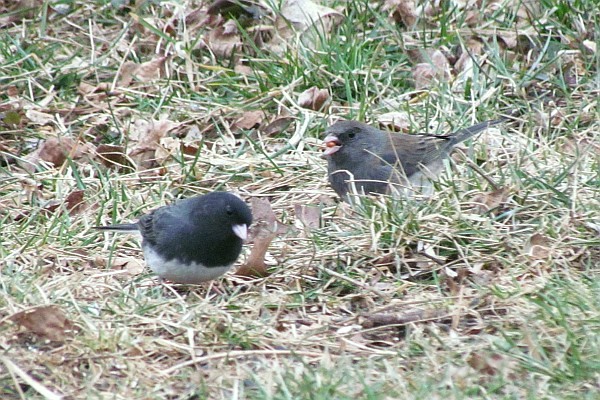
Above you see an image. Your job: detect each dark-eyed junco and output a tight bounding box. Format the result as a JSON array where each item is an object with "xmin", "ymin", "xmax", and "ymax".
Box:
[
  {"xmin": 322, "ymin": 119, "xmax": 505, "ymax": 200},
  {"xmin": 95, "ymin": 192, "xmax": 253, "ymax": 284}
]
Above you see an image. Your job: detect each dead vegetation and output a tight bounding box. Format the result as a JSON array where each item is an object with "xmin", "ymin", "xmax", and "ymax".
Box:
[{"xmin": 1, "ymin": 0, "xmax": 598, "ymax": 398}]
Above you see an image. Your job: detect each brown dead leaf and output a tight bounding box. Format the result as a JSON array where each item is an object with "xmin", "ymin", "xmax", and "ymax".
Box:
[
  {"xmin": 128, "ymin": 118, "xmax": 178, "ymax": 169},
  {"xmin": 10, "ymin": 305, "xmax": 73, "ymax": 341},
  {"xmin": 263, "ymin": 116, "xmax": 295, "ymax": 136},
  {"xmin": 118, "ymin": 56, "xmax": 168, "ymax": 87},
  {"xmin": 294, "ymin": 204, "xmax": 321, "ymax": 231},
  {"xmin": 377, "ymin": 111, "xmax": 410, "ymax": 132},
  {"xmin": 155, "ymin": 137, "xmax": 182, "ymax": 165},
  {"xmin": 234, "ymin": 64, "xmax": 254, "ymax": 75},
  {"xmin": 248, "ymin": 197, "xmax": 279, "ymax": 239},
  {"xmin": 0, "ymin": 0, "xmax": 41, "ymax": 26},
  {"xmin": 180, "ymin": 125, "xmax": 204, "ymax": 155},
  {"xmin": 468, "ymin": 352, "xmax": 516, "ymax": 378},
  {"xmin": 78, "ymin": 81, "xmax": 112, "ymax": 96},
  {"xmin": 384, "ymin": 0, "xmax": 418, "ymax": 27},
  {"xmin": 237, "ymin": 198, "xmax": 281, "ymax": 278},
  {"xmin": 454, "ymin": 37, "xmax": 485, "ymax": 73},
  {"xmin": 207, "ymin": 0, "xmax": 267, "ymax": 19},
  {"xmin": 412, "ymin": 63, "xmax": 437, "ymax": 89},
  {"xmin": 77, "ymin": 81, "xmax": 98, "ymax": 96},
  {"xmin": 38, "ymin": 137, "xmax": 76, "ymax": 166},
  {"xmin": 65, "ymin": 189, "xmax": 86, "ymax": 215},
  {"xmin": 582, "ymin": 40, "xmax": 596, "ymax": 54},
  {"xmin": 361, "ymin": 307, "xmax": 450, "ymax": 329},
  {"xmin": 412, "ymin": 51, "xmax": 449, "ymax": 89},
  {"xmin": 496, "ymin": 32, "xmax": 518, "ymax": 49},
  {"xmin": 559, "ymin": 136, "xmax": 600, "ymax": 157},
  {"xmin": 232, "ymin": 110, "xmax": 264, "ymax": 131},
  {"xmin": 431, "ymin": 49, "xmax": 450, "ymax": 75},
  {"xmin": 271, "ymin": 0, "xmax": 344, "ymax": 52},
  {"xmin": 25, "ymin": 109, "xmax": 54, "ymax": 125},
  {"xmin": 110, "ymin": 257, "xmax": 146, "ymax": 276},
  {"xmin": 236, "ymin": 232, "xmax": 274, "ymax": 278},
  {"xmin": 6, "ymin": 85, "xmax": 18, "ymax": 98},
  {"xmin": 279, "ymin": 0, "xmax": 343, "ymax": 31},
  {"xmin": 297, "ymin": 86, "xmax": 330, "ymax": 111},
  {"xmin": 524, "ymin": 233, "xmax": 552, "ymax": 259},
  {"xmin": 96, "ymin": 144, "xmax": 130, "ymax": 169},
  {"xmin": 27, "ymin": 137, "xmax": 91, "ymax": 170},
  {"xmin": 206, "ymin": 25, "xmax": 242, "ymax": 59},
  {"xmin": 471, "ymin": 187, "xmax": 510, "ymax": 214},
  {"xmin": 557, "ymin": 50, "xmax": 586, "ymax": 87}
]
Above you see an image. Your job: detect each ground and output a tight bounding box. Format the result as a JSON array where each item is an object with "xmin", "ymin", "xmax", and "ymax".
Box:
[{"xmin": 0, "ymin": 0, "xmax": 599, "ymax": 398}]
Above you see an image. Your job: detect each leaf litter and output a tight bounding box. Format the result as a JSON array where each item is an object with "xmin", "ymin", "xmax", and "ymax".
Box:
[{"xmin": 0, "ymin": 0, "xmax": 598, "ymax": 397}]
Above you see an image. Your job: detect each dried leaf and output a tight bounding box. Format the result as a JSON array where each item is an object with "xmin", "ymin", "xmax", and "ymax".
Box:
[
  {"xmin": 524, "ymin": 233, "xmax": 552, "ymax": 259},
  {"xmin": 468, "ymin": 352, "xmax": 515, "ymax": 377},
  {"xmin": 25, "ymin": 109, "xmax": 54, "ymax": 125},
  {"xmin": 118, "ymin": 56, "xmax": 167, "ymax": 87},
  {"xmin": 234, "ymin": 64, "xmax": 254, "ymax": 75},
  {"xmin": 376, "ymin": 111, "xmax": 410, "ymax": 132},
  {"xmin": 207, "ymin": 0, "xmax": 266, "ymax": 19},
  {"xmin": 455, "ymin": 37, "xmax": 485, "ymax": 73},
  {"xmin": 263, "ymin": 116, "xmax": 295, "ymax": 136},
  {"xmin": 361, "ymin": 307, "xmax": 450, "ymax": 328},
  {"xmin": 385, "ymin": 0, "xmax": 418, "ymax": 27},
  {"xmin": 471, "ymin": 187, "xmax": 510, "ymax": 213},
  {"xmin": 582, "ymin": 40, "xmax": 596, "ymax": 54},
  {"xmin": 272, "ymin": 0, "xmax": 344, "ymax": 52},
  {"xmin": 65, "ymin": 189, "xmax": 86, "ymax": 215},
  {"xmin": 237, "ymin": 198, "xmax": 281, "ymax": 278},
  {"xmin": 38, "ymin": 137, "xmax": 74, "ymax": 166},
  {"xmin": 96, "ymin": 144, "xmax": 130, "ymax": 169},
  {"xmin": 155, "ymin": 136, "xmax": 181, "ymax": 164},
  {"xmin": 128, "ymin": 118, "xmax": 178, "ymax": 169},
  {"xmin": 10, "ymin": 305, "xmax": 73, "ymax": 341},
  {"xmin": 410, "ymin": 49, "xmax": 450, "ymax": 89},
  {"xmin": 280, "ymin": 0, "xmax": 343, "ymax": 29},
  {"xmin": 110, "ymin": 257, "xmax": 146, "ymax": 276},
  {"xmin": 29, "ymin": 137, "xmax": 90, "ymax": 169},
  {"xmin": 232, "ymin": 110, "xmax": 264, "ymax": 131},
  {"xmin": 206, "ymin": 25, "xmax": 242, "ymax": 59},
  {"xmin": 431, "ymin": 50, "xmax": 450, "ymax": 75},
  {"xmin": 496, "ymin": 32, "xmax": 518, "ymax": 49},
  {"xmin": 0, "ymin": 0, "xmax": 41, "ymax": 25},
  {"xmin": 294, "ymin": 204, "xmax": 321, "ymax": 231},
  {"xmin": 6, "ymin": 85, "xmax": 19, "ymax": 98},
  {"xmin": 297, "ymin": 86, "xmax": 329, "ymax": 111},
  {"xmin": 412, "ymin": 63, "xmax": 436, "ymax": 89}
]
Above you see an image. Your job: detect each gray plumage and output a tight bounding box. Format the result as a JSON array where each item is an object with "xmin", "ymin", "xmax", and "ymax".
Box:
[
  {"xmin": 95, "ymin": 192, "xmax": 252, "ymax": 284},
  {"xmin": 323, "ymin": 119, "xmax": 505, "ymax": 200}
]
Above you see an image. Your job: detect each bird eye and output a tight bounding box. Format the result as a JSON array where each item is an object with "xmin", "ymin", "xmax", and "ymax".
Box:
[
  {"xmin": 226, "ymin": 206, "xmax": 234, "ymax": 216},
  {"xmin": 348, "ymin": 132, "xmax": 356, "ymax": 139}
]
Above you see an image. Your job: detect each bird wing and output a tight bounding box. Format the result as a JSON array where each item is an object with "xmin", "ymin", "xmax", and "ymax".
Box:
[
  {"xmin": 378, "ymin": 119, "xmax": 504, "ymax": 175},
  {"xmin": 137, "ymin": 211, "xmax": 159, "ymax": 245},
  {"xmin": 378, "ymin": 134, "xmax": 449, "ymax": 177}
]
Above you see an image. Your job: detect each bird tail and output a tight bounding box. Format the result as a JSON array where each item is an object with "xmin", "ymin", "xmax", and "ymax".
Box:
[
  {"xmin": 447, "ymin": 118, "xmax": 506, "ymax": 146},
  {"xmin": 94, "ymin": 223, "xmax": 139, "ymax": 232}
]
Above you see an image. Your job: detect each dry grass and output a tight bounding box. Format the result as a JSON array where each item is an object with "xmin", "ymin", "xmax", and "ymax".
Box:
[{"xmin": 1, "ymin": 0, "xmax": 599, "ymax": 398}]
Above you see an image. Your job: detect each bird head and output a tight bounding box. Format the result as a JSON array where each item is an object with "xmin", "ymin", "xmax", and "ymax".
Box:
[{"xmin": 322, "ymin": 120, "xmax": 380, "ymax": 158}]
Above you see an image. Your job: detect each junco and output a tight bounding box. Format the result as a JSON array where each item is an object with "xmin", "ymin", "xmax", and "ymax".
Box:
[
  {"xmin": 95, "ymin": 192, "xmax": 253, "ymax": 284},
  {"xmin": 322, "ymin": 119, "xmax": 505, "ymax": 200}
]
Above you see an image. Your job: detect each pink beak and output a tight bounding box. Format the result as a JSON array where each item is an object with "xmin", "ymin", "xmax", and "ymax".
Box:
[{"xmin": 323, "ymin": 135, "xmax": 341, "ymax": 156}]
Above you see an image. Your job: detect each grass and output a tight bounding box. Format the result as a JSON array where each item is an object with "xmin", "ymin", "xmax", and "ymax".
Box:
[{"xmin": 1, "ymin": 0, "xmax": 599, "ymax": 398}]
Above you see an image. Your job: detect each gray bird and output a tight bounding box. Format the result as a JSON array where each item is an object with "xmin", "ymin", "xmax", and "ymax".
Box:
[
  {"xmin": 323, "ymin": 119, "xmax": 505, "ymax": 200},
  {"xmin": 95, "ymin": 192, "xmax": 253, "ymax": 284}
]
